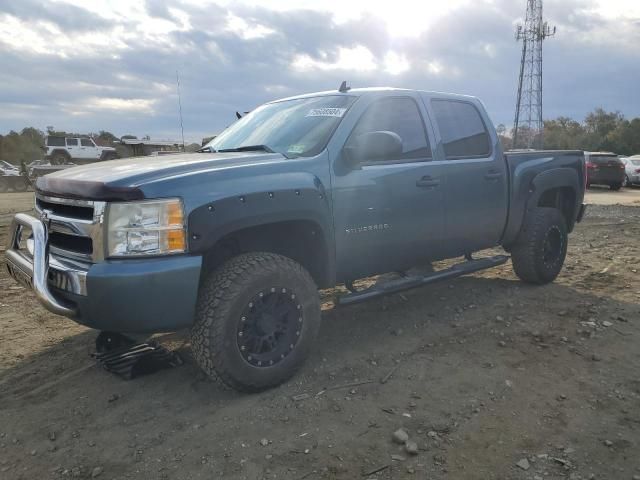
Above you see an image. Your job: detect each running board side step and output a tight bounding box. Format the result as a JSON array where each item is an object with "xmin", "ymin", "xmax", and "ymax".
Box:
[{"xmin": 336, "ymin": 255, "xmax": 510, "ymax": 306}]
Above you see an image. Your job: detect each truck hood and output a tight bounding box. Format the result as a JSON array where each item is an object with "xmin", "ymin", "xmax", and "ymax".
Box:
[{"xmin": 36, "ymin": 152, "xmax": 288, "ymax": 201}]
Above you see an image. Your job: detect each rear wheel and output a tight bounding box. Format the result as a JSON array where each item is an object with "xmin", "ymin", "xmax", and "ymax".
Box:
[
  {"xmin": 511, "ymin": 207, "xmax": 568, "ymax": 285},
  {"xmin": 623, "ymin": 175, "xmax": 630, "ymax": 187},
  {"xmin": 51, "ymin": 152, "xmax": 70, "ymax": 165},
  {"xmin": 191, "ymin": 252, "xmax": 321, "ymax": 392},
  {"xmin": 610, "ymin": 183, "xmax": 622, "ymax": 191}
]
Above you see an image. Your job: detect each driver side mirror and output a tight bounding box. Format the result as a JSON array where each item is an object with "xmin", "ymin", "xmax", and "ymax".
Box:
[{"xmin": 343, "ymin": 131, "xmax": 403, "ymax": 167}]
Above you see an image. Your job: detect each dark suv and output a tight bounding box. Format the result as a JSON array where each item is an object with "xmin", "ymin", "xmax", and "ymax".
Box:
[{"xmin": 585, "ymin": 152, "xmax": 625, "ymax": 190}]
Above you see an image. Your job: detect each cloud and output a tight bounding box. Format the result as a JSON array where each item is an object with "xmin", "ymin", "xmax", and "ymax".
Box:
[{"xmin": 0, "ymin": 0, "xmax": 638, "ymax": 142}]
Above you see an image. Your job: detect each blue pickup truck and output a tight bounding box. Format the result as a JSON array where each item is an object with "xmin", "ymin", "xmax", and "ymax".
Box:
[{"xmin": 5, "ymin": 86, "xmax": 586, "ymax": 391}]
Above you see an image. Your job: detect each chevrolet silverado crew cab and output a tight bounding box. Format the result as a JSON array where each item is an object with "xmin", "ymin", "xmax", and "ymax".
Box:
[
  {"xmin": 6, "ymin": 87, "xmax": 586, "ymax": 392},
  {"xmin": 45, "ymin": 135, "xmax": 118, "ymax": 165}
]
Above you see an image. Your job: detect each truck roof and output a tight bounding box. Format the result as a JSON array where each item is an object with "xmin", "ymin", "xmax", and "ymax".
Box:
[{"xmin": 271, "ymin": 87, "xmax": 480, "ymax": 104}]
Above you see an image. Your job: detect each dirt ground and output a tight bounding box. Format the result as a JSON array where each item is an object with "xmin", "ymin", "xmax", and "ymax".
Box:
[{"xmin": 0, "ymin": 191, "xmax": 639, "ymax": 480}]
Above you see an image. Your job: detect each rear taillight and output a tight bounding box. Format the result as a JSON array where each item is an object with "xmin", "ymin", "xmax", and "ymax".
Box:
[
  {"xmin": 586, "ymin": 162, "xmax": 596, "ymax": 169},
  {"xmin": 620, "ymin": 163, "xmax": 625, "ymax": 169},
  {"xmin": 635, "ymin": 168, "xmax": 640, "ymax": 174}
]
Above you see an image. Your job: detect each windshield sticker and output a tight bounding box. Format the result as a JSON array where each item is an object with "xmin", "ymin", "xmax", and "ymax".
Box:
[
  {"xmin": 305, "ymin": 108, "xmax": 347, "ymax": 118},
  {"xmin": 288, "ymin": 144, "xmax": 306, "ymax": 154}
]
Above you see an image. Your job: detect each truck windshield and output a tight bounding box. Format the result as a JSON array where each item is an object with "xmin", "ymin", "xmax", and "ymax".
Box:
[{"xmin": 206, "ymin": 95, "xmax": 356, "ymax": 158}]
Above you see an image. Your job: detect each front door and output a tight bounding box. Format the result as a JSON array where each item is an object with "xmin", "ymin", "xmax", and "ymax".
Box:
[
  {"xmin": 80, "ymin": 138, "xmax": 101, "ymax": 159},
  {"xmin": 331, "ymin": 95, "xmax": 447, "ymax": 281},
  {"xmin": 65, "ymin": 138, "xmax": 80, "ymax": 159}
]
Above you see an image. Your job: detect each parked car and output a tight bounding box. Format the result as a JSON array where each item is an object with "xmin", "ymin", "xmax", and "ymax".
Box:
[
  {"xmin": 584, "ymin": 152, "xmax": 626, "ymax": 190},
  {"xmin": 6, "ymin": 86, "xmax": 586, "ymax": 392},
  {"xmin": 0, "ymin": 160, "xmax": 28, "ymax": 192},
  {"xmin": 44, "ymin": 135, "xmax": 118, "ymax": 165},
  {"xmin": 621, "ymin": 155, "xmax": 640, "ymax": 187}
]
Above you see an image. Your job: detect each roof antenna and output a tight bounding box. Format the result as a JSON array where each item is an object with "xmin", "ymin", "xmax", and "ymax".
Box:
[
  {"xmin": 338, "ymin": 80, "xmax": 350, "ymax": 93},
  {"xmin": 235, "ymin": 111, "xmax": 243, "ymax": 120},
  {"xmin": 176, "ymin": 70, "xmax": 186, "ymax": 152}
]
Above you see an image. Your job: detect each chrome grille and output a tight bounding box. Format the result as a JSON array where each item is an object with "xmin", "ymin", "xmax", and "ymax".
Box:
[{"xmin": 35, "ymin": 194, "xmax": 106, "ymax": 262}]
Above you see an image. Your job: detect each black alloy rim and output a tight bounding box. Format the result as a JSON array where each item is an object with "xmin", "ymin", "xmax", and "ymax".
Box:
[{"xmin": 237, "ymin": 287, "xmax": 302, "ymax": 367}]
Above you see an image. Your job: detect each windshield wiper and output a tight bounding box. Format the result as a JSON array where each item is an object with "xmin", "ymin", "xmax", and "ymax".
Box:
[{"xmin": 217, "ymin": 144, "xmax": 275, "ymax": 153}]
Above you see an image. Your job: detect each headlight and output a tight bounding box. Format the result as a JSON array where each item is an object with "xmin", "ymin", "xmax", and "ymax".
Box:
[{"xmin": 106, "ymin": 198, "xmax": 186, "ymax": 257}]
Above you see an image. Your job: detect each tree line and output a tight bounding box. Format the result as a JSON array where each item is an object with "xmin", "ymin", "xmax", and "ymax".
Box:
[
  {"xmin": 500, "ymin": 108, "xmax": 639, "ymax": 155},
  {"xmin": 2, "ymin": 108, "xmax": 639, "ymax": 165},
  {"xmin": 0, "ymin": 127, "xmax": 123, "ymax": 164}
]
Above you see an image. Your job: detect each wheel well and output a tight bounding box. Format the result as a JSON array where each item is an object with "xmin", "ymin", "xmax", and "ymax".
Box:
[
  {"xmin": 537, "ymin": 187, "xmax": 576, "ymax": 230},
  {"xmin": 50, "ymin": 149, "xmax": 70, "ymax": 158},
  {"xmin": 201, "ymin": 220, "xmax": 331, "ymax": 288}
]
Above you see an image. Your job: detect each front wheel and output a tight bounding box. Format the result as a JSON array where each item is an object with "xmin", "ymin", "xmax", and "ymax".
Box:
[
  {"xmin": 511, "ymin": 207, "xmax": 568, "ymax": 285},
  {"xmin": 12, "ymin": 177, "xmax": 27, "ymax": 192},
  {"xmin": 191, "ymin": 252, "xmax": 321, "ymax": 392}
]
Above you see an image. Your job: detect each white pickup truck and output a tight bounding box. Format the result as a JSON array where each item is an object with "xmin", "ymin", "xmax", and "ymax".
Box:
[{"xmin": 45, "ymin": 135, "xmax": 118, "ymax": 165}]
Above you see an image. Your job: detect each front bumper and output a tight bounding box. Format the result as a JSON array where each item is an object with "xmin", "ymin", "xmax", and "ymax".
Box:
[{"xmin": 5, "ymin": 213, "xmax": 202, "ymax": 333}]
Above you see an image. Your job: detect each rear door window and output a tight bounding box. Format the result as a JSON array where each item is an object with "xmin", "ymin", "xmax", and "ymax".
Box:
[
  {"xmin": 66, "ymin": 138, "xmax": 78, "ymax": 146},
  {"xmin": 431, "ymin": 100, "xmax": 491, "ymax": 159},
  {"xmin": 591, "ymin": 155, "xmax": 618, "ymax": 164}
]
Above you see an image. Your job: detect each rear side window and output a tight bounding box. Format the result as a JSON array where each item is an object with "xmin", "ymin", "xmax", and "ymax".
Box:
[
  {"xmin": 66, "ymin": 138, "xmax": 78, "ymax": 146},
  {"xmin": 431, "ymin": 100, "xmax": 491, "ymax": 159},
  {"xmin": 350, "ymin": 97, "xmax": 432, "ymax": 160},
  {"xmin": 81, "ymin": 139, "xmax": 93, "ymax": 147},
  {"xmin": 47, "ymin": 136, "xmax": 65, "ymax": 147},
  {"xmin": 591, "ymin": 155, "xmax": 618, "ymax": 164}
]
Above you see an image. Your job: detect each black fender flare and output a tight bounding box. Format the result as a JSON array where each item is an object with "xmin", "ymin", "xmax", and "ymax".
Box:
[
  {"xmin": 187, "ymin": 185, "xmax": 335, "ymax": 285},
  {"xmin": 503, "ymin": 168, "xmax": 580, "ymax": 246},
  {"xmin": 529, "ymin": 168, "xmax": 579, "ymax": 206},
  {"xmin": 99, "ymin": 150, "xmax": 117, "ymax": 161}
]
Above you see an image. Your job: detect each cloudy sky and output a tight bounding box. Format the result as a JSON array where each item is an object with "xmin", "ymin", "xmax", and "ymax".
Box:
[{"xmin": 0, "ymin": 0, "xmax": 639, "ymax": 142}]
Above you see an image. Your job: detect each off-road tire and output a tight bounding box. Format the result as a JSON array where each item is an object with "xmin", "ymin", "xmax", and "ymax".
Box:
[
  {"xmin": 12, "ymin": 177, "xmax": 27, "ymax": 192},
  {"xmin": 191, "ymin": 252, "xmax": 321, "ymax": 392},
  {"xmin": 623, "ymin": 175, "xmax": 630, "ymax": 188},
  {"xmin": 51, "ymin": 152, "xmax": 70, "ymax": 165},
  {"xmin": 511, "ymin": 207, "xmax": 568, "ymax": 285},
  {"xmin": 610, "ymin": 183, "xmax": 622, "ymax": 191}
]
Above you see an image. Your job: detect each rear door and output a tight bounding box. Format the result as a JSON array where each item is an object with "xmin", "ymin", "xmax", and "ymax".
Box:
[
  {"xmin": 65, "ymin": 138, "xmax": 80, "ymax": 159},
  {"xmin": 331, "ymin": 94, "xmax": 447, "ymax": 280},
  {"xmin": 425, "ymin": 97, "xmax": 508, "ymax": 256}
]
